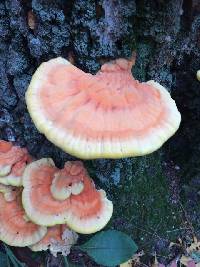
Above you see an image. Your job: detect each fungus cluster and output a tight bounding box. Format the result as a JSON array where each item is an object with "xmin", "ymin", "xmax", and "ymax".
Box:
[
  {"xmin": 26, "ymin": 56, "xmax": 181, "ymax": 159},
  {"xmin": 0, "ymin": 141, "xmax": 113, "ymax": 255}
]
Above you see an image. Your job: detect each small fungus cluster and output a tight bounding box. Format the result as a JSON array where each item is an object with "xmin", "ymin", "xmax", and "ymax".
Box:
[
  {"xmin": 26, "ymin": 56, "xmax": 181, "ymax": 159},
  {"xmin": 0, "ymin": 140, "xmax": 113, "ymax": 255}
]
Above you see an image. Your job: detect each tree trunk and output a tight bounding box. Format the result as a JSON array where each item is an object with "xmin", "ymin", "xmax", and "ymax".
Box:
[{"xmin": 0, "ymin": 0, "xmax": 200, "ymax": 265}]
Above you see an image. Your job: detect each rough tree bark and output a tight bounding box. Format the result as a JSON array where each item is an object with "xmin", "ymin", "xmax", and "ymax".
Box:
[{"xmin": 0, "ymin": 0, "xmax": 200, "ymax": 265}]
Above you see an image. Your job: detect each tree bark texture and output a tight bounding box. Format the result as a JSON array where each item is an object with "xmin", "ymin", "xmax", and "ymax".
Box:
[{"xmin": 0, "ymin": 0, "xmax": 200, "ymax": 264}]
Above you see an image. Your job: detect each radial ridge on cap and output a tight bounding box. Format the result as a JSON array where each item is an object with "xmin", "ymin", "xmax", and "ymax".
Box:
[{"xmin": 26, "ymin": 57, "xmax": 181, "ymax": 159}]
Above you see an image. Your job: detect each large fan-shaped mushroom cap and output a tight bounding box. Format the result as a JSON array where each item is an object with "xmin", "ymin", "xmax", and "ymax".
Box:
[
  {"xmin": 26, "ymin": 57, "xmax": 181, "ymax": 159},
  {"xmin": 22, "ymin": 158, "xmax": 113, "ymax": 234},
  {"xmin": 30, "ymin": 225, "xmax": 78, "ymax": 257},
  {"xmin": 0, "ymin": 187, "xmax": 47, "ymax": 247}
]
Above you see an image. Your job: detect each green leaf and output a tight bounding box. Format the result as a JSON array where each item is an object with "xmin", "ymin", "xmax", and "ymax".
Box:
[
  {"xmin": 0, "ymin": 252, "xmax": 8, "ymax": 267},
  {"xmin": 63, "ymin": 256, "xmax": 69, "ymax": 267},
  {"xmin": 79, "ymin": 230, "xmax": 138, "ymax": 267},
  {"xmin": 4, "ymin": 244, "xmax": 26, "ymax": 267},
  {"xmin": 6, "ymin": 254, "xmax": 11, "ymax": 267}
]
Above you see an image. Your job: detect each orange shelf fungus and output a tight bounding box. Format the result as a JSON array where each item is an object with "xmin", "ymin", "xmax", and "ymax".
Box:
[
  {"xmin": 0, "ymin": 186, "xmax": 47, "ymax": 247},
  {"xmin": 26, "ymin": 57, "xmax": 181, "ymax": 159},
  {"xmin": 0, "ymin": 140, "xmax": 19, "ymax": 176},
  {"xmin": 30, "ymin": 225, "xmax": 78, "ymax": 256},
  {"xmin": 50, "ymin": 161, "xmax": 84, "ymax": 201},
  {"xmin": 22, "ymin": 158, "xmax": 113, "ymax": 234},
  {"xmin": 0, "ymin": 140, "xmax": 32, "ymax": 186}
]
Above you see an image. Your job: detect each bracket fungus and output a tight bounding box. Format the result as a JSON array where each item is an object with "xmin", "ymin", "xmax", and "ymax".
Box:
[
  {"xmin": 50, "ymin": 161, "xmax": 85, "ymax": 201},
  {"xmin": 0, "ymin": 186, "xmax": 47, "ymax": 247},
  {"xmin": 0, "ymin": 140, "xmax": 27, "ymax": 176},
  {"xmin": 22, "ymin": 158, "xmax": 113, "ymax": 234},
  {"xmin": 30, "ymin": 225, "xmax": 78, "ymax": 257},
  {"xmin": 26, "ymin": 57, "xmax": 181, "ymax": 159},
  {"xmin": 0, "ymin": 141, "xmax": 32, "ymax": 186}
]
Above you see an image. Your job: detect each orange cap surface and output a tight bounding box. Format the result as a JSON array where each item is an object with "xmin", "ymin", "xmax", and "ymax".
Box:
[
  {"xmin": 22, "ymin": 158, "xmax": 113, "ymax": 234},
  {"xmin": 0, "ymin": 187, "xmax": 47, "ymax": 247},
  {"xmin": 0, "ymin": 140, "xmax": 32, "ymax": 186},
  {"xmin": 0, "ymin": 140, "xmax": 12, "ymax": 153},
  {"xmin": 26, "ymin": 57, "xmax": 181, "ymax": 159},
  {"xmin": 50, "ymin": 161, "xmax": 85, "ymax": 201}
]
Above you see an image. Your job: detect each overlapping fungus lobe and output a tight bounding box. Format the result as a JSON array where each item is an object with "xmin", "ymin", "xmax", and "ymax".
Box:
[
  {"xmin": 0, "ymin": 140, "xmax": 32, "ymax": 186},
  {"xmin": 0, "ymin": 188, "xmax": 47, "ymax": 247},
  {"xmin": 25, "ymin": 159, "xmax": 104, "ymax": 214},
  {"xmin": 0, "ymin": 141, "xmax": 23, "ymax": 175},
  {"xmin": 22, "ymin": 158, "xmax": 113, "ymax": 233},
  {"xmin": 50, "ymin": 161, "xmax": 85, "ymax": 201},
  {"xmin": 0, "ymin": 140, "xmax": 12, "ymax": 153},
  {"xmin": 0, "ymin": 141, "xmax": 30, "ymax": 168}
]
